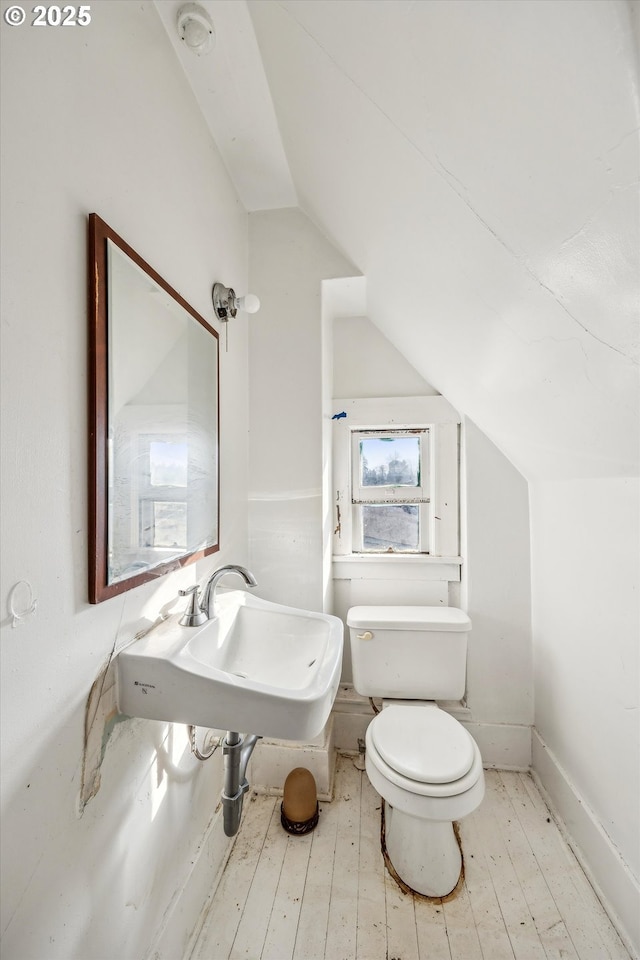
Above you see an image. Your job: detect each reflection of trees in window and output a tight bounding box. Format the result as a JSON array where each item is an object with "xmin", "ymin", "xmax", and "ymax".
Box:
[
  {"xmin": 360, "ymin": 436, "xmax": 420, "ymax": 488},
  {"xmin": 362, "ymin": 456, "xmax": 416, "ymax": 486}
]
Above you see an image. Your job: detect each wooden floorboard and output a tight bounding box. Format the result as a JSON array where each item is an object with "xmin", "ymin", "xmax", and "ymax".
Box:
[
  {"xmin": 324, "ymin": 757, "xmax": 361, "ymax": 960},
  {"xmin": 229, "ymin": 801, "xmax": 289, "ymax": 959},
  {"xmin": 465, "ymin": 771, "xmax": 545, "ymax": 960},
  {"xmin": 193, "ymin": 795, "xmax": 277, "ymax": 960},
  {"xmin": 261, "ymin": 825, "xmax": 312, "ymax": 960},
  {"xmin": 356, "ymin": 773, "xmax": 387, "ymax": 960},
  {"xmin": 189, "ymin": 756, "xmax": 631, "ymax": 960},
  {"xmin": 489, "ymin": 771, "xmax": 579, "ymax": 960},
  {"xmin": 292, "ymin": 779, "xmax": 339, "ymax": 960}
]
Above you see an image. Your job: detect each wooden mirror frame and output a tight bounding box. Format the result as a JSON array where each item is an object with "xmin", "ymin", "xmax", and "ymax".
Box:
[{"xmin": 88, "ymin": 213, "xmax": 220, "ymax": 603}]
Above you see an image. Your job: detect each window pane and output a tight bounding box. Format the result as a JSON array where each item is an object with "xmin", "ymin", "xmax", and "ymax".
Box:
[
  {"xmin": 151, "ymin": 501, "xmax": 187, "ymax": 548},
  {"xmin": 150, "ymin": 440, "xmax": 188, "ymax": 487},
  {"xmin": 360, "ymin": 436, "xmax": 420, "ymax": 488},
  {"xmin": 362, "ymin": 504, "xmax": 419, "ymax": 551}
]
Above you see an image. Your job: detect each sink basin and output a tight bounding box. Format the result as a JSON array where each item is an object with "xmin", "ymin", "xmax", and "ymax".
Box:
[{"xmin": 115, "ymin": 590, "xmax": 344, "ymax": 740}]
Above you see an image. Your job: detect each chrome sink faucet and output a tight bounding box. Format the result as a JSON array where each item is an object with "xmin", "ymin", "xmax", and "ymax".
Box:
[
  {"xmin": 200, "ymin": 564, "xmax": 257, "ymax": 620},
  {"xmin": 178, "ymin": 585, "xmax": 208, "ymax": 627}
]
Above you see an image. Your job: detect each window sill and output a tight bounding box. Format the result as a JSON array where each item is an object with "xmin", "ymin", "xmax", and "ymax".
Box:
[{"xmin": 332, "ymin": 554, "xmax": 462, "ymax": 582}]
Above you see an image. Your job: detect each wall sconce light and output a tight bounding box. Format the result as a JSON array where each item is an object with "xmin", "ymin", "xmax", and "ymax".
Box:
[
  {"xmin": 212, "ymin": 282, "xmax": 260, "ymax": 350},
  {"xmin": 177, "ymin": 3, "xmax": 215, "ymax": 57}
]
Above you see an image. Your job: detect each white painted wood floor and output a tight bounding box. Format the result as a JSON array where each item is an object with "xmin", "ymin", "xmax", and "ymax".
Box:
[{"xmin": 189, "ymin": 755, "xmax": 630, "ymax": 960}]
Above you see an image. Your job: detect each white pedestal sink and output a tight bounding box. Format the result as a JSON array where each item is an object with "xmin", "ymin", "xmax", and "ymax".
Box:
[{"xmin": 116, "ymin": 590, "xmax": 344, "ymax": 741}]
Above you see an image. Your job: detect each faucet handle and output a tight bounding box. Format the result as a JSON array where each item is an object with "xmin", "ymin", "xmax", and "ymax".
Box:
[{"xmin": 178, "ymin": 586, "xmax": 208, "ymax": 627}]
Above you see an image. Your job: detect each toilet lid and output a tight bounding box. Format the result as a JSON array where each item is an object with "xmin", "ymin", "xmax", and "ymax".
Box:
[{"xmin": 370, "ymin": 706, "xmax": 475, "ymax": 784}]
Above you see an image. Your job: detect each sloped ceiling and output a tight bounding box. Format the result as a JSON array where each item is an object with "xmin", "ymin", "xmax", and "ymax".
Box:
[{"xmin": 157, "ymin": 0, "xmax": 639, "ymax": 482}]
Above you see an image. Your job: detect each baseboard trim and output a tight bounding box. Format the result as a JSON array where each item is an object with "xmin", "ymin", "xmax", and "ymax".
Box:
[
  {"xmin": 332, "ymin": 685, "xmax": 532, "ymax": 770},
  {"xmin": 461, "ymin": 720, "xmax": 531, "ymax": 771},
  {"xmin": 250, "ymin": 719, "xmax": 337, "ymax": 801},
  {"xmin": 532, "ymin": 729, "xmax": 640, "ymax": 958}
]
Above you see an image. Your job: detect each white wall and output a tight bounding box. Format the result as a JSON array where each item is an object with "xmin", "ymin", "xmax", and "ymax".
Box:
[
  {"xmin": 248, "ymin": 0, "xmax": 639, "ymax": 484},
  {"xmin": 0, "ymin": 4, "xmax": 250, "ymax": 957},
  {"xmin": 333, "ymin": 316, "xmax": 439, "ymax": 399},
  {"xmin": 461, "ymin": 419, "xmax": 533, "ymax": 767},
  {"xmin": 531, "ymin": 478, "xmax": 640, "ymax": 953},
  {"xmin": 248, "ymin": 208, "xmax": 355, "ymax": 610}
]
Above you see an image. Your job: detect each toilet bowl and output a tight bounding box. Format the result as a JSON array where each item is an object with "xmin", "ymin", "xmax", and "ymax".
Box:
[
  {"xmin": 365, "ymin": 702, "xmax": 484, "ymax": 897},
  {"xmin": 347, "ymin": 605, "xmax": 485, "ymax": 898}
]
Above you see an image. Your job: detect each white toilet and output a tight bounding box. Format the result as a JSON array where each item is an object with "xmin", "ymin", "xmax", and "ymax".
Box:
[{"xmin": 347, "ymin": 605, "xmax": 484, "ymax": 898}]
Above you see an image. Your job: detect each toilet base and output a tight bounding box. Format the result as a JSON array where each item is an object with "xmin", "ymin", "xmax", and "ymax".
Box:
[{"xmin": 382, "ymin": 801, "xmax": 463, "ymax": 899}]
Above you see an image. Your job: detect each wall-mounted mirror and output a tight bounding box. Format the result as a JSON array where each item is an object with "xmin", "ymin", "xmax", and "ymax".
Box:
[{"xmin": 88, "ymin": 214, "xmax": 219, "ymax": 603}]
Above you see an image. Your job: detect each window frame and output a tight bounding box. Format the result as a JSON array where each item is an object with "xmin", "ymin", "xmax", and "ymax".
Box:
[
  {"xmin": 332, "ymin": 396, "xmax": 461, "ymax": 566},
  {"xmin": 350, "ymin": 427, "xmax": 431, "ymax": 553}
]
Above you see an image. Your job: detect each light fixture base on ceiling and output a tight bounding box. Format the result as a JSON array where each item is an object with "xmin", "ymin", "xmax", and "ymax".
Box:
[{"xmin": 177, "ymin": 3, "xmax": 215, "ymax": 57}]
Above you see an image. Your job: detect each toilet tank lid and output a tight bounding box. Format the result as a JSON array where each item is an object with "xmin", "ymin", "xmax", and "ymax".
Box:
[{"xmin": 347, "ymin": 605, "xmax": 471, "ymax": 631}]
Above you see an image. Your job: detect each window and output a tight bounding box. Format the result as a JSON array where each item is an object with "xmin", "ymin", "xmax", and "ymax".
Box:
[
  {"xmin": 351, "ymin": 429, "xmax": 429, "ymax": 553},
  {"xmin": 138, "ymin": 436, "xmax": 188, "ymax": 550},
  {"xmin": 332, "ymin": 396, "xmax": 460, "ymax": 563}
]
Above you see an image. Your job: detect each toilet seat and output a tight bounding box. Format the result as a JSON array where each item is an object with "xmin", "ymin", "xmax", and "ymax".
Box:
[
  {"xmin": 366, "ymin": 707, "xmax": 483, "ymax": 798},
  {"xmin": 371, "ymin": 705, "xmax": 475, "ymax": 783}
]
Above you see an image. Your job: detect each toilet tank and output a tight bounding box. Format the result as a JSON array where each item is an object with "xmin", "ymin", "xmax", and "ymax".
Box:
[{"xmin": 347, "ymin": 606, "xmax": 471, "ymax": 700}]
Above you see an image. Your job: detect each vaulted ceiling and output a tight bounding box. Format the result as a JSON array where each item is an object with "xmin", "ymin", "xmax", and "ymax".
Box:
[{"xmin": 156, "ymin": 0, "xmax": 639, "ymax": 482}]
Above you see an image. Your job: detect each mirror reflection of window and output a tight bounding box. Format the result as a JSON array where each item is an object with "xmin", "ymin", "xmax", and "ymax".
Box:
[
  {"xmin": 149, "ymin": 440, "xmax": 188, "ymax": 487},
  {"xmin": 146, "ymin": 501, "xmax": 188, "ymax": 549},
  {"xmin": 138, "ymin": 435, "xmax": 188, "ymax": 551}
]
